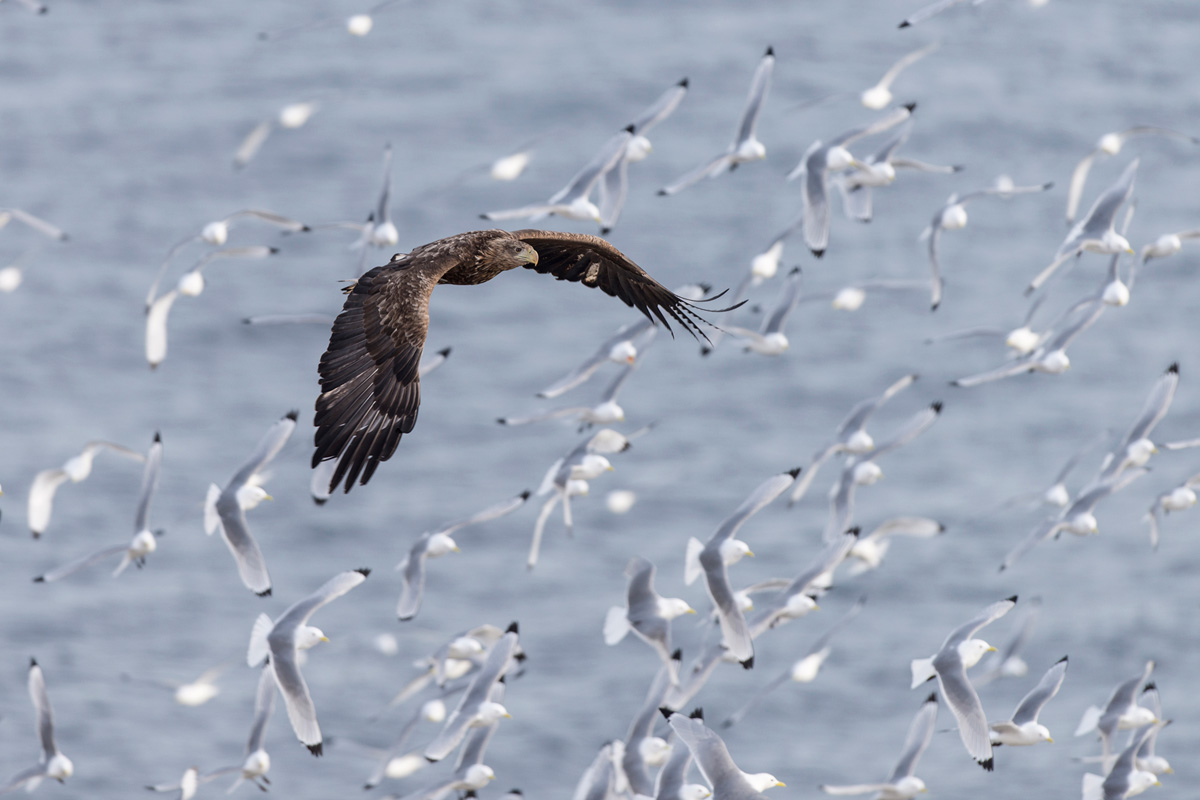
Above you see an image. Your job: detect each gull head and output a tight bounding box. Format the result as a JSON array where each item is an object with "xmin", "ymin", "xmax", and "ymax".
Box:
[
  {"xmin": 1102, "ymin": 279, "xmax": 1130, "ymax": 307},
  {"xmin": 370, "ymin": 220, "xmax": 400, "ymax": 247},
  {"xmin": 733, "ymin": 589, "xmax": 755, "ymax": 613},
  {"xmin": 790, "ymin": 651, "xmax": 826, "ymax": 683},
  {"xmin": 446, "ymin": 635, "xmax": 485, "ymax": 659},
  {"xmin": 490, "ymin": 151, "xmax": 531, "ymax": 181},
  {"xmin": 1120, "ymin": 705, "xmax": 1158, "ymax": 729},
  {"xmin": 606, "ymin": 489, "xmax": 637, "ymax": 514},
  {"xmin": 566, "ymin": 478, "xmax": 590, "ymax": 497},
  {"xmin": 853, "ymin": 460, "xmax": 883, "ymax": 486},
  {"xmin": 426, "ymin": 532, "xmax": 461, "ymax": 558},
  {"xmin": 1164, "ymin": 485, "xmax": 1197, "ymax": 512},
  {"xmin": 478, "ymin": 700, "xmax": 511, "ymax": 724},
  {"xmin": 175, "ymin": 680, "xmax": 220, "ymax": 707},
  {"xmin": 825, "ymin": 145, "xmax": 857, "ymax": 172},
  {"xmin": 574, "ymin": 454, "xmax": 613, "ymax": 480},
  {"xmin": 735, "ymin": 138, "xmax": 767, "ymax": 162},
  {"xmin": 1127, "ymin": 437, "xmax": 1158, "ymax": 467},
  {"xmin": 1065, "ymin": 512, "xmax": 1098, "ymax": 536},
  {"xmin": 1039, "ymin": 349, "xmax": 1071, "ymax": 374},
  {"xmin": 589, "ymin": 429, "xmax": 632, "ymax": 454},
  {"xmin": 1127, "ymin": 771, "xmax": 1162, "ymax": 796},
  {"xmin": 608, "ymin": 339, "xmax": 637, "ymax": 364},
  {"xmin": 1026, "ymin": 723, "xmax": 1053, "ymax": 744},
  {"xmin": 178, "ymin": 270, "xmax": 205, "ymax": 296},
  {"xmin": 849, "ymin": 538, "xmax": 886, "ymax": 569},
  {"xmin": 130, "ymin": 529, "xmax": 157, "ymax": 557},
  {"xmin": 751, "ymin": 242, "xmax": 783, "ymax": 281},
  {"xmin": 385, "ymin": 753, "xmax": 425, "ymax": 779},
  {"xmin": 46, "ymin": 753, "xmax": 73, "ymax": 781},
  {"xmin": 588, "ymin": 400, "xmax": 625, "ymax": 424},
  {"xmin": 660, "ymin": 597, "xmax": 696, "ymax": 620},
  {"xmin": 566, "ymin": 196, "xmax": 603, "ymax": 223},
  {"xmin": 749, "ymin": 332, "xmax": 789, "ymax": 355},
  {"xmin": 421, "ymin": 698, "xmax": 447, "ymax": 723},
  {"xmin": 957, "ymin": 638, "xmax": 997, "ymax": 668},
  {"xmin": 626, "ymin": 134, "xmax": 653, "ymax": 162},
  {"xmin": 1138, "ymin": 755, "xmax": 1173, "ymax": 776},
  {"xmin": 845, "ymin": 429, "xmax": 875, "ymax": 454},
  {"xmin": 781, "ymin": 593, "xmax": 819, "ymax": 619},
  {"xmin": 62, "ymin": 453, "xmax": 96, "ymax": 482},
  {"xmin": 346, "ymin": 14, "xmax": 374, "ymax": 35},
  {"xmin": 893, "ymin": 776, "xmax": 927, "ymax": 797},
  {"xmin": 279, "ymin": 102, "xmax": 316, "ymax": 129},
  {"xmin": 721, "ymin": 538, "xmax": 754, "ymax": 564},
  {"xmin": 237, "ymin": 484, "xmax": 272, "ymax": 510},
  {"xmin": 745, "ymin": 773, "xmax": 785, "ymax": 792},
  {"xmin": 1005, "ymin": 326, "xmax": 1040, "ymax": 355},
  {"xmin": 1043, "ymin": 482, "xmax": 1070, "ymax": 508},
  {"xmin": 297, "ymin": 625, "xmax": 329, "ymax": 650},
  {"xmin": 1146, "ymin": 233, "xmax": 1182, "ymax": 261},
  {"xmin": 680, "ymin": 785, "xmax": 713, "ymax": 800},
  {"xmin": 463, "ymin": 764, "xmax": 496, "ymax": 788},
  {"xmin": 1097, "ymin": 132, "xmax": 1124, "ymax": 155},
  {"xmin": 639, "ymin": 736, "xmax": 672, "ymax": 766},
  {"xmin": 860, "ymin": 85, "xmax": 892, "ymax": 111},
  {"xmin": 941, "ymin": 203, "xmax": 968, "ymax": 230},
  {"xmin": 998, "ymin": 655, "xmax": 1029, "ymax": 678},
  {"xmin": 201, "ymin": 220, "xmax": 229, "ymax": 245},
  {"xmin": 832, "ymin": 286, "xmax": 867, "ymax": 311},
  {"xmin": 242, "ymin": 749, "xmax": 270, "ymax": 779},
  {"xmin": 0, "ymin": 265, "xmax": 22, "ymax": 292}
]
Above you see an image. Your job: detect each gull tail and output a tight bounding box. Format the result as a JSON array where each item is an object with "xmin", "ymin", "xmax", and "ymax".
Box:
[
  {"xmin": 684, "ymin": 537, "xmax": 704, "ymax": 586},
  {"xmin": 910, "ymin": 657, "xmax": 936, "ymax": 689},
  {"xmin": 204, "ymin": 484, "xmax": 222, "ymax": 535},
  {"xmin": 603, "ymin": 606, "xmax": 631, "ymax": 645}
]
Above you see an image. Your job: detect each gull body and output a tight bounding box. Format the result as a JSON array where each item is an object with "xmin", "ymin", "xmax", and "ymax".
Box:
[{"xmin": 988, "ymin": 656, "xmax": 1068, "ymax": 746}]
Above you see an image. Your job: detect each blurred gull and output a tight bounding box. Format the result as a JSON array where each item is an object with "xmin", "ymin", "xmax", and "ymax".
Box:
[
  {"xmin": 909, "ymin": 595, "xmax": 1017, "ymax": 771},
  {"xmin": 1144, "ymin": 471, "xmax": 1200, "ymax": 550},
  {"xmin": 654, "ymin": 730, "xmax": 712, "ymax": 800},
  {"xmin": 390, "ymin": 686, "xmax": 502, "ymax": 800},
  {"xmin": 658, "ymin": 47, "xmax": 774, "ymax": 195},
  {"xmin": 786, "ymin": 104, "xmax": 915, "ymax": 257},
  {"xmin": 247, "ymin": 568, "xmax": 371, "ymax": 755},
  {"xmin": 1027, "ymin": 159, "xmax": 1137, "ymax": 296},
  {"xmin": 396, "ymin": 491, "xmax": 529, "ymax": 620},
  {"xmin": 204, "ymin": 410, "xmax": 296, "ymax": 596},
  {"xmin": 0, "ymin": 207, "xmax": 68, "ymax": 240},
  {"xmin": 604, "ymin": 556, "xmax": 695, "ymax": 684},
  {"xmin": 27, "ymin": 439, "xmax": 145, "ymax": 537},
  {"xmin": 819, "ymin": 692, "xmax": 938, "ymax": 799},
  {"xmin": 723, "ymin": 267, "xmax": 802, "ymax": 355},
  {"xmin": 621, "ymin": 654, "xmax": 683, "ymax": 796},
  {"xmin": 121, "ymin": 662, "xmax": 229, "ymax": 707},
  {"xmin": 834, "ymin": 121, "xmax": 960, "ymax": 224},
  {"xmin": 1132, "ymin": 685, "xmax": 1173, "ymax": 776},
  {"xmin": 33, "ymin": 432, "xmax": 163, "ymax": 583},
  {"xmin": 898, "ymin": 0, "xmax": 989, "ymax": 28},
  {"xmin": 257, "ymin": 0, "xmax": 402, "ymax": 40},
  {"xmin": 845, "ymin": 516, "xmax": 944, "ymax": 575},
  {"xmin": 999, "ymin": 468, "xmax": 1148, "ymax": 572},
  {"xmin": 861, "ymin": 43, "xmax": 939, "ymax": 109},
  {"xmin": 788, "ymin": 373, "xmax": 918, "ymax": 506},
  {"xmin": 499, "ymin": 358, "xmax": 644, "ymax": 426},
  {"xmin": 0, "ymin": 659, "xmax": 72, "ymax": 794},
  {"xmin": 203, "ymin": 664, "xmax": 276, "ymax": 793},
  {"xmin": 1094, "ymin": 363, "xmax": 1180, "ymax": 483},
  {"xmin": 988, "ymin": 656, "xmax": 1068, "ymax": 746},
  {"xmin": 1075, "ymin": 660, "xmax": 1158, "ymax": 771},
  {"xmin": 921, "ymin": 179, "xmax": 1052, "ymax": 309},
  {"xmin": 483, "ymin": 128, "xmax": 633, "ymax": 224},
  {"xmin": 424, "ymin": 624, "xmax": 518, "ymax": 762},
  {"xmin": 974, "ymin": 597, "xmax": 1041, "ymax": 685},
  {"xmin": 233, "ymin": 100, "xmax": 320, "ymax": 169},
  {"xmin": 1081, "ymin": 725, "xmax": 1161, "ymax": 800},
  {"xmin": 665, "ymin": 710, "xmax": 785, "ymax": 798},
  {"xmin": 1066, "ymin": 127, "xmax": 1197, "ymax": 224},
  {"xmin": 537, "ymin": 319, "xmax": 653, "ymax": 398},
  {"xmin": 723, "ymin": 597, "xmax": 865, "ymax": 728},
  {"xmin": 145, "ymin": 767, "xmax": 199, "ymax": 800}
]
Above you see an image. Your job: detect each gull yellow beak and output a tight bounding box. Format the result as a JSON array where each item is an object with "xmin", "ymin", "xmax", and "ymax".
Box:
[
  {"xmin": 685, "ymin": 608, "xmax": 696, "ymax": 614},
  {"xmin": 263, "ymin": 493, "xmax": 274, "ymax": 502},
  {"xmin": 1125, "ymin": 247, "xmax": 1135, "ymax": 254},
  {"xmin": 987, "ymin": 645, "xmax": 998, "ymax": 652},
  {"xmin": 320, "ymin": 635, "xmax": 330, "ymax": 642},
  {"xmin": 745, "ymin": 550, "xmax": 756, "ymax": 557},
  {"xmin": 503, "ymin": 712, "xmax": 513, "ymax": 719},
  {"xmin": 812, "ymin": 603, "xmax": 820, "ymax": 611},
  {"xmin": 775, "ymin": 781, "xmax": 786, "ymax": 788},
  {"xmin": 1046, "ymin": 736, "xmax": 1054, "ymax": 743}
]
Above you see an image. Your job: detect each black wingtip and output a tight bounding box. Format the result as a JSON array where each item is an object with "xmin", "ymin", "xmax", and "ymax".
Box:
[
  {"xmin": 656, "ymin": 189, "xmax": 668, "ymax": 196},
  {"xmin": 689, "ymin": 707, "xmax": 704, "ymax": 720},
  {"xmin": 624, "ymin": 124, "xmax": 635, "ymax": 134},
  {"xmin": 1167, "ymin": 362, "xmax": 1179, "ymax": 374},
  {"xmin": 285, "ymin": 410, "xmax": 299, "ymax": 421},
  {"xmin": 33, "ymin": 575, "xmax": 45, "ymax": 583},
  {"xmin": 478, "ymin": 214, "xmax": 489, "ymax": 219},
  {"xmin": 903, "ymin": 102, "xmax": 917, "ymax": 113},
  {"xmin": 978, "ymin": 757, "xmax": 993, "ymax": 772},
  {"xmin": 658, "ymin": 706, "xmax": 673, "ymax": 720},
  {"xmin": 496, "ymin": 418, "xmax": 508, "ymax": 425},
  {"xmin": 600, "ymin": 227, "xmax": 612, "ymax": 236},
  {"xmin": 268, "ymin": 247, "xmax": 281, "ymax": 255},
  {"xmin": 519, "ymin": 490, "xmax": 531, "ymax": 500},
  {"xmin": 506, "ymin": 621, "xmax": 519, "ymax": 634},
  {"xmin": 1041, "ymin": 181, "xmax": 1054, "ymax": 190},
  {"xmin": 355, "ymin": 567, "xmax": 371, "ymax": 578},
  {"xmin": 787, "ymin": 467, "xmax": 802, "ymax": 478},
  {"xmin": 670, "ymin": 648, "xmax": 682, "ymax": 661},
  {"xmin": 846, "ymin": 526, "xmax": 862, "ymax": 538},
  {"xmin": 811, "ymin": 248, "xmax": 825, "ymax": 259},
  {"xmin": 678, "ymin": 77, "xmax": 689, "ymax": 88},
  {"xmin": 299, "ymin": 225, "xmax": 312, "ymax": 233},
  {"xmin": 1143, "ymin": 681, "xmax": 1156, "ymax": 692},
  {"xmin": 1006, "ymin": 594, "xmax": 1019, "ymax": 604},
  {"xmin": 952, "ymin": 165, "xmax": 965, "ymax": 172},
  {"xmin": 29, "ymin": 657, "xmax": 38, "ymax": 667},
  {"xmin": 931, "ymin": 401, "xmax": 943, "ymax": 413},
  {"xmin": 898, "ymin": 20, "xmax": 911, "ymax": 28},
  {"xmin": 437, "ymin": 347, "xmax": 452, "ymax": 358},
  {"xmin": 740, "ymin": 656, "xmax": 754, "ymax": 670},
  {"xmin": 788, "ymin": 266, "xmax": 801, "ymax": 276},
  {"xmin": 313, "ymin": 496, "xmax": 328, "ymax": 506},
  {"xmin": 256, "ymin": 588, "xmax": 273, "ymax": 597},
  {"xmin": 154, "ymin": 431, "xmax": 162, "ymax": 443},
  {"xmin": 308, "ymin": 742, "xmax": 324, "ymax": 757},
  {"xmin": 242, "ymin": 318, "xmax": 253, "ymax": 324},
  {"xmin": 700, "ymin": 347, "xmax": 712, "ymax": 356},
  {"xmin": 1057, "ymin": 655, "xmax": 1069, "ymax": 664},
  {"xmin": 925, "ymin": 692, "xmax": 937, "ymax": 704},
  {"xmin": 764, "ymin": 45, "xmax": 774, "ymax": 56}
]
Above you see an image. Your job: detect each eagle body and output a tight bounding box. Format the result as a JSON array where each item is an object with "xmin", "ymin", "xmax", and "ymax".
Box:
[{"xmin": 314, "ymin": 229, "xmax": 718, "ymax": 494}]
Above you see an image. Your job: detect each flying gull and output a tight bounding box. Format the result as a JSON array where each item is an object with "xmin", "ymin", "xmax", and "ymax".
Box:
[{"xmin": 0, "ymin": 659, "xmax": 73, "ymax": 794}]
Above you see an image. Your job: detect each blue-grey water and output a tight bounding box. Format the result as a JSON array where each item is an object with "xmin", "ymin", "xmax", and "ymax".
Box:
[{"xmin": 2, "ymin": 1, "xmax": 1198, "ymax": 797}]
